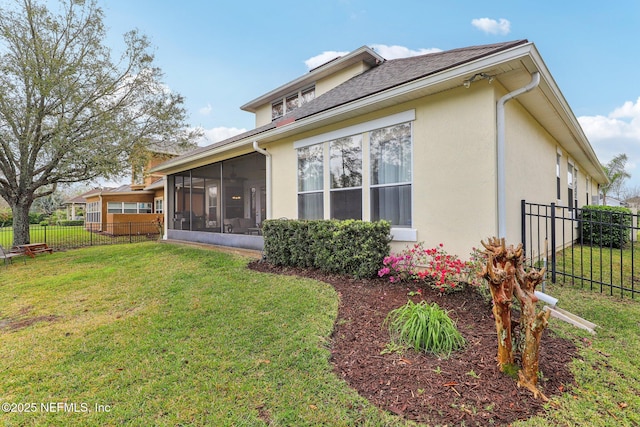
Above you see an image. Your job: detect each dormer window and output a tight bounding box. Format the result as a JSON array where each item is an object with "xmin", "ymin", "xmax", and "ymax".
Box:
[{"xmin": 272, "ymin": 86, "xmax": 315, "ymax": 121}]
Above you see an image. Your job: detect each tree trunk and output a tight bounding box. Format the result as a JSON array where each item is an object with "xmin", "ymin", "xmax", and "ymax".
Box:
[
  {"xmin": 482, "ymin": 237, "xmax": 550, "ymax": 401},
  {"xmin": 488, "ymin": 271, "xmax": 515, "ymax": 368},
  {"xmin": 10, "ymin": 198, "xmax": 33, "ymax": 247},
  {"xmin": 514, "ymin": 268, "xmax": 551, "ymax": 401}
]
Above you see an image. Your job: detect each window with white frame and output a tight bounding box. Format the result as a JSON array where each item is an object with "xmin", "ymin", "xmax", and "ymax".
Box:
[
  {"xmin": 556, "ymin": 152, "xmax": 562, "ymax": 200},
  {"xmin": 295, "ymin": 111, "xmax": 414, "ymax": 228},
  {"xmin": 586, "ymin": 176, "xmax": 591, "ymax": 205},
  {"xmin": 154, "ymin": 198, "xmax": 164, "ymax": 214},
  {"xmin": 107, "ymin": 202, "xmax": 152, "ymax": 214},
  {"xmin": 568, "ymin": 161, "xmax": 576, "ymax": 213},
  {"xmin": 297, "ymin": 143, "xmax": 324, "ymax": 219},
  {"xmin": 370, "ymin": 122, "xmax": 412, "ymax": 226},
  {"xmin": 330, "ymin": 135, "xmax": 362, "ymax": 220},
  {"xmin": 272, "ymin": 86, "xmax": 315, "ymax": 120},
  {"xmin": 86, "ymin": 201, "xmax": 101, "ymax": 223}
]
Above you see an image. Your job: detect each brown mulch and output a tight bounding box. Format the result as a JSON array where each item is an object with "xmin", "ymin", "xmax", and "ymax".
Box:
[{"xmin": 248, "ymin": 260, "xmax": 579, "ymax": 426}]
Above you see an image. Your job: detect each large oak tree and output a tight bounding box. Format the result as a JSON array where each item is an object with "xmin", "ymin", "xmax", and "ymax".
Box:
[{"xmin": 0, "ymin": 0, "xmax": 197, "ymax": 245}]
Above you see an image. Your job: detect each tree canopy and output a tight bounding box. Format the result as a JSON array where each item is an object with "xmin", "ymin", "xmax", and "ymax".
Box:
[{"xmin": 0, "ymin": 0, "xmax": 197, "ymax": 245}]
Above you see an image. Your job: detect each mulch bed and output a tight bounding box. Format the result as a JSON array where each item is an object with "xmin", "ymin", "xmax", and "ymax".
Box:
[{"xmin": 248, "ymin": 260, "xmax": 579, "ymax": 426}]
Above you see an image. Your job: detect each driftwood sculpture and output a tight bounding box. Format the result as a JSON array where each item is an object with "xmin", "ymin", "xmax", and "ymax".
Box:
[{"xmin": 481, "ymin": 237, "xmax": 551, "ymax": 401}]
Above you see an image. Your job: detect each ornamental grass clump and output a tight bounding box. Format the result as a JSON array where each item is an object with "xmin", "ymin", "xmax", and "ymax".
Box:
[{"xmin": 384, "ymin": 300, "xmax": 466, "ymax": 357}]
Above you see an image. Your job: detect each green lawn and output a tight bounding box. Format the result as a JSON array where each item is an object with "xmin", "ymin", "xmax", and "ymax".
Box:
[
  {"xmin": 555, "ymin": 241, "xmax": 640, "ymax": 298},
  {"xmin": 0, "ymin": 224, "xmax": 158, "ymax": 250},
  {"xmin": 0, "ymin": 243, "xmax": 404, "ymax": 426},
  {"xmin": 1, "ymin": 243, "xmax": 638, "ymax": 426}
]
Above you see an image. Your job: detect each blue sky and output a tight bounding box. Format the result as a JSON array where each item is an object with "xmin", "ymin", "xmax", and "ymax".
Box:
[{"xmin": 99, "ymin": 1, "xmax": 640, "ymax": 193}]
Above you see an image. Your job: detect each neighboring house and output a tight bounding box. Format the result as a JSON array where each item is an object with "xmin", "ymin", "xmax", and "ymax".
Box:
[
  {"xmin": 82, "ymin": 147, "xmax": 183, "ymax": 235},
  {"xmin": 151, "ymin": 40, "xmax": 607, "ymax": 256}
]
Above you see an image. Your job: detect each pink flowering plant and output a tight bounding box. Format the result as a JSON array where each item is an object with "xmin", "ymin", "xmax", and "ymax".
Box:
[{"xmin": 379, "ymin": 243, "xmax": 482, "ymax": 294}]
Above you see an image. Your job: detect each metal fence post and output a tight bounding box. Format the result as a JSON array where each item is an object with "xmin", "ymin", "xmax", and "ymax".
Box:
[{"xmin": 550, "ymin": 203, "xmax": 556, "ymax": 283}]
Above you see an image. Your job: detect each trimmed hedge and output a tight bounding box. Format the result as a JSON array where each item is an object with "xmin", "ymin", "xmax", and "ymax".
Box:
[
  {"xmin": 580, "ymin": 205, "xmax": 633, "ymax": 248},
  {"xmin": 262, "ymin": 219, "xmax": 392, "ymax": 279},
  {"xmin": 58, "ymin": 220, "xmax": 85, "ymax": 226}
]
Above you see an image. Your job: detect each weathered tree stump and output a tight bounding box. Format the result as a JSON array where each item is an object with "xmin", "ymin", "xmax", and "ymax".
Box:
[{"xmin": 481, "ymin": 237, "xmax": 550, "ymax": 401}]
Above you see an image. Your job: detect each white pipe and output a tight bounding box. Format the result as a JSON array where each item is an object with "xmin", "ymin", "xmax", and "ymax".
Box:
[
  {"xmin": 496, "ymin": 71, "xmax": 540, "ymax": 238},
  {"xmin": 253, "ymin": 141, "xmax": 272, "ymax": 220},
  {"xmin": 534, "ymin": 290, "xmax": 558, "ymax": 307}
]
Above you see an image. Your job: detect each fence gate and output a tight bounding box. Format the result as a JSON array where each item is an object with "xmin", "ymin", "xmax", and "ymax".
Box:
[{"xmin": 521, "ymin": 200, "xmax": 638, "ymax": 299}]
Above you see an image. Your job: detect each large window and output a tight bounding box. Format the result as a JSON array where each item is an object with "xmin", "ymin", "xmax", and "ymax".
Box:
[
  {"xmin": 295, "ymin": 112, "xmax": 413, "ymax": 227},
  {"xmin": 86, "ymin": 201, "xmax": 101, "ymax": 223},
  {"xmin": 370, "ymin": 123, "xmax": 412, "ymax": 226},
  {"xmin": 297, "ymin": 144, "xmax": 324, "ymax": 219},
  {"xmin": 330, "ymin": 135, "xmax": 362, "ymax": 220},
  {"xmin": 107, "ymin": 202, "xmax": 152, "ymax": 214}
]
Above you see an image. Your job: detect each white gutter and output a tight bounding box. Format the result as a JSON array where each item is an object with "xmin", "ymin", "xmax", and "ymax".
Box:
[
  {"xmin": 496, "ymin": 71, "xmax": 540, "ymax": 238},
  {"xmin": 253, "ymin": 141, "xmax": 272, "ymax": 220}
]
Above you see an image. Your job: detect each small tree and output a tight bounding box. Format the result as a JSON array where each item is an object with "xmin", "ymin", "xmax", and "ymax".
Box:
[{"xmin": 481, "ymin": 237, "xmax": 550, "ymax": 401}]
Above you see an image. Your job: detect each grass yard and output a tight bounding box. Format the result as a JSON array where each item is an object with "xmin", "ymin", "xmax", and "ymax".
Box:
[
  {"xmin": 1, "ymin": 242, "xmax": 639, "ymax": 426},
  {"xmin": 0, "ymin": 243, "xmax": 402, "ymax": 426},
  {"xmin": 555, "ymin": 241, "xmax": 640, "ymax": 298},
  {"xmin": 0, "ymin": 224, "xmax": 159, "ymax": 250}
]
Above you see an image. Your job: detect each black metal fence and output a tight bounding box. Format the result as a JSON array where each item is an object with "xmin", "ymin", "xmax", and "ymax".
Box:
[
  {"xmin": 521, "ymin": 200, "xmax": 639, "ymax": 299},
  {"xmin": 0, "ymin": 222, "xmax": 161, "ymax": 251}
]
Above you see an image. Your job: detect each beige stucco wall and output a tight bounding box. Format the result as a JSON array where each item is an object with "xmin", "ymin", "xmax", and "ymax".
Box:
[
  {"xmin": 263, "ymin": 82, "xmax": 604, "ymax": 259},
  {"xmin": 254, "ymin": 104, "xmax": 272, "ymax": 128},
  {"xmin": 264, "ymin": 85, "xmax": 500, "ymax": 257}
]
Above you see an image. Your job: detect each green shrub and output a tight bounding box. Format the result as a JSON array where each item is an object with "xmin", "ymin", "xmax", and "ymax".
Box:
[
  {"xmin": 261, "ymin": 219, "xmax": 391, "ymax": 279},
  {"xmin": 580, "ymin": 205, "xmax": 632, "ymax": 248},
  {"xmin": 58, "ymin": 220, "xmax": 85, "ymax": 226},
  {"xmin": 384, "ymin": 300, "xmax": 465, "ymax": 357},
  {"xmin": 29, "ymin": 212, "xmax": 45, "ymax": 224}
]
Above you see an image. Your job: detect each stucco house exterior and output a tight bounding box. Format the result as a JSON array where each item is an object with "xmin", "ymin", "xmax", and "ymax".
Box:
[{"xmin": 151, "ymin": 40, "xmax": 607, "ymax": 256}]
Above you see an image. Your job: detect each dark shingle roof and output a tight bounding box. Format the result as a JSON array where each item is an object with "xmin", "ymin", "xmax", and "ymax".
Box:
[{"xmin": 162, "ymin": 40, "xmax": 528, "ymax": 166}]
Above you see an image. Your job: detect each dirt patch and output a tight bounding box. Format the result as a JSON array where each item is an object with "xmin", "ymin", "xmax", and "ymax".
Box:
[
  {"xmin": 0, "ymin": 306, "xmax": 60, "ymax": 332},
  {"xmin": 248, "ymin": 261, "xmax": 578, "ymax": 426}
]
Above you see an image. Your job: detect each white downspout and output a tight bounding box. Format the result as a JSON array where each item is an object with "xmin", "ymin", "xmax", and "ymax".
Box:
[
  {"xmin": 496, "ymin": 71, "xmax": 540, "ymax": 238},
  {"xmin": 253, "ymin": 141, "xmax": 272, "ymax": 220}
]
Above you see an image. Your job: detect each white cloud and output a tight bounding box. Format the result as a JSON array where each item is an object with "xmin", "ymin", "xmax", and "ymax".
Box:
[
  {"xmin": 196, "ymin": 126, "xmax": 246, "ymax": 146},
  {"xmin": 471, "ymin": 18, "xmax": 511, "ymax": 35},
  {"xmin": 579, "ymin": 97, "xmax": 640, "ymax": 141},
  {"xmin": 369, "ymin": 44, "xmax": 441, "ymax": 59},
  {"xmin": 579, "ymin": 97, "xmax": 640, "ymax": 186},
  {"xmin": 304, "ymin": 44, "xmax": 441, "ymax": 70},
  {"xmin": 304, "ymin": 51, "xmax": 349, "ymax": 70},
  {"xmin": 198, "ymin": 103, "xmax": 213, "ymax": 116}
]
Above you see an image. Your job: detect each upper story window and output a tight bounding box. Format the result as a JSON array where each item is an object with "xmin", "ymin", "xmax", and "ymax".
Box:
[{"xmin": 272, "ymin": 86, "xmax": 315, "ymax": 120}]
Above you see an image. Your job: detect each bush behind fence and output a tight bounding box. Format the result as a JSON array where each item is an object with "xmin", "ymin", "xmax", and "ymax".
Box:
[
  {"xmin": 522, "ymin": 200, "xmax": 638, "ymax": 299},
  {"xmin": 0, "ymin": 222, "xmax": 161, "ymax": 251}
]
